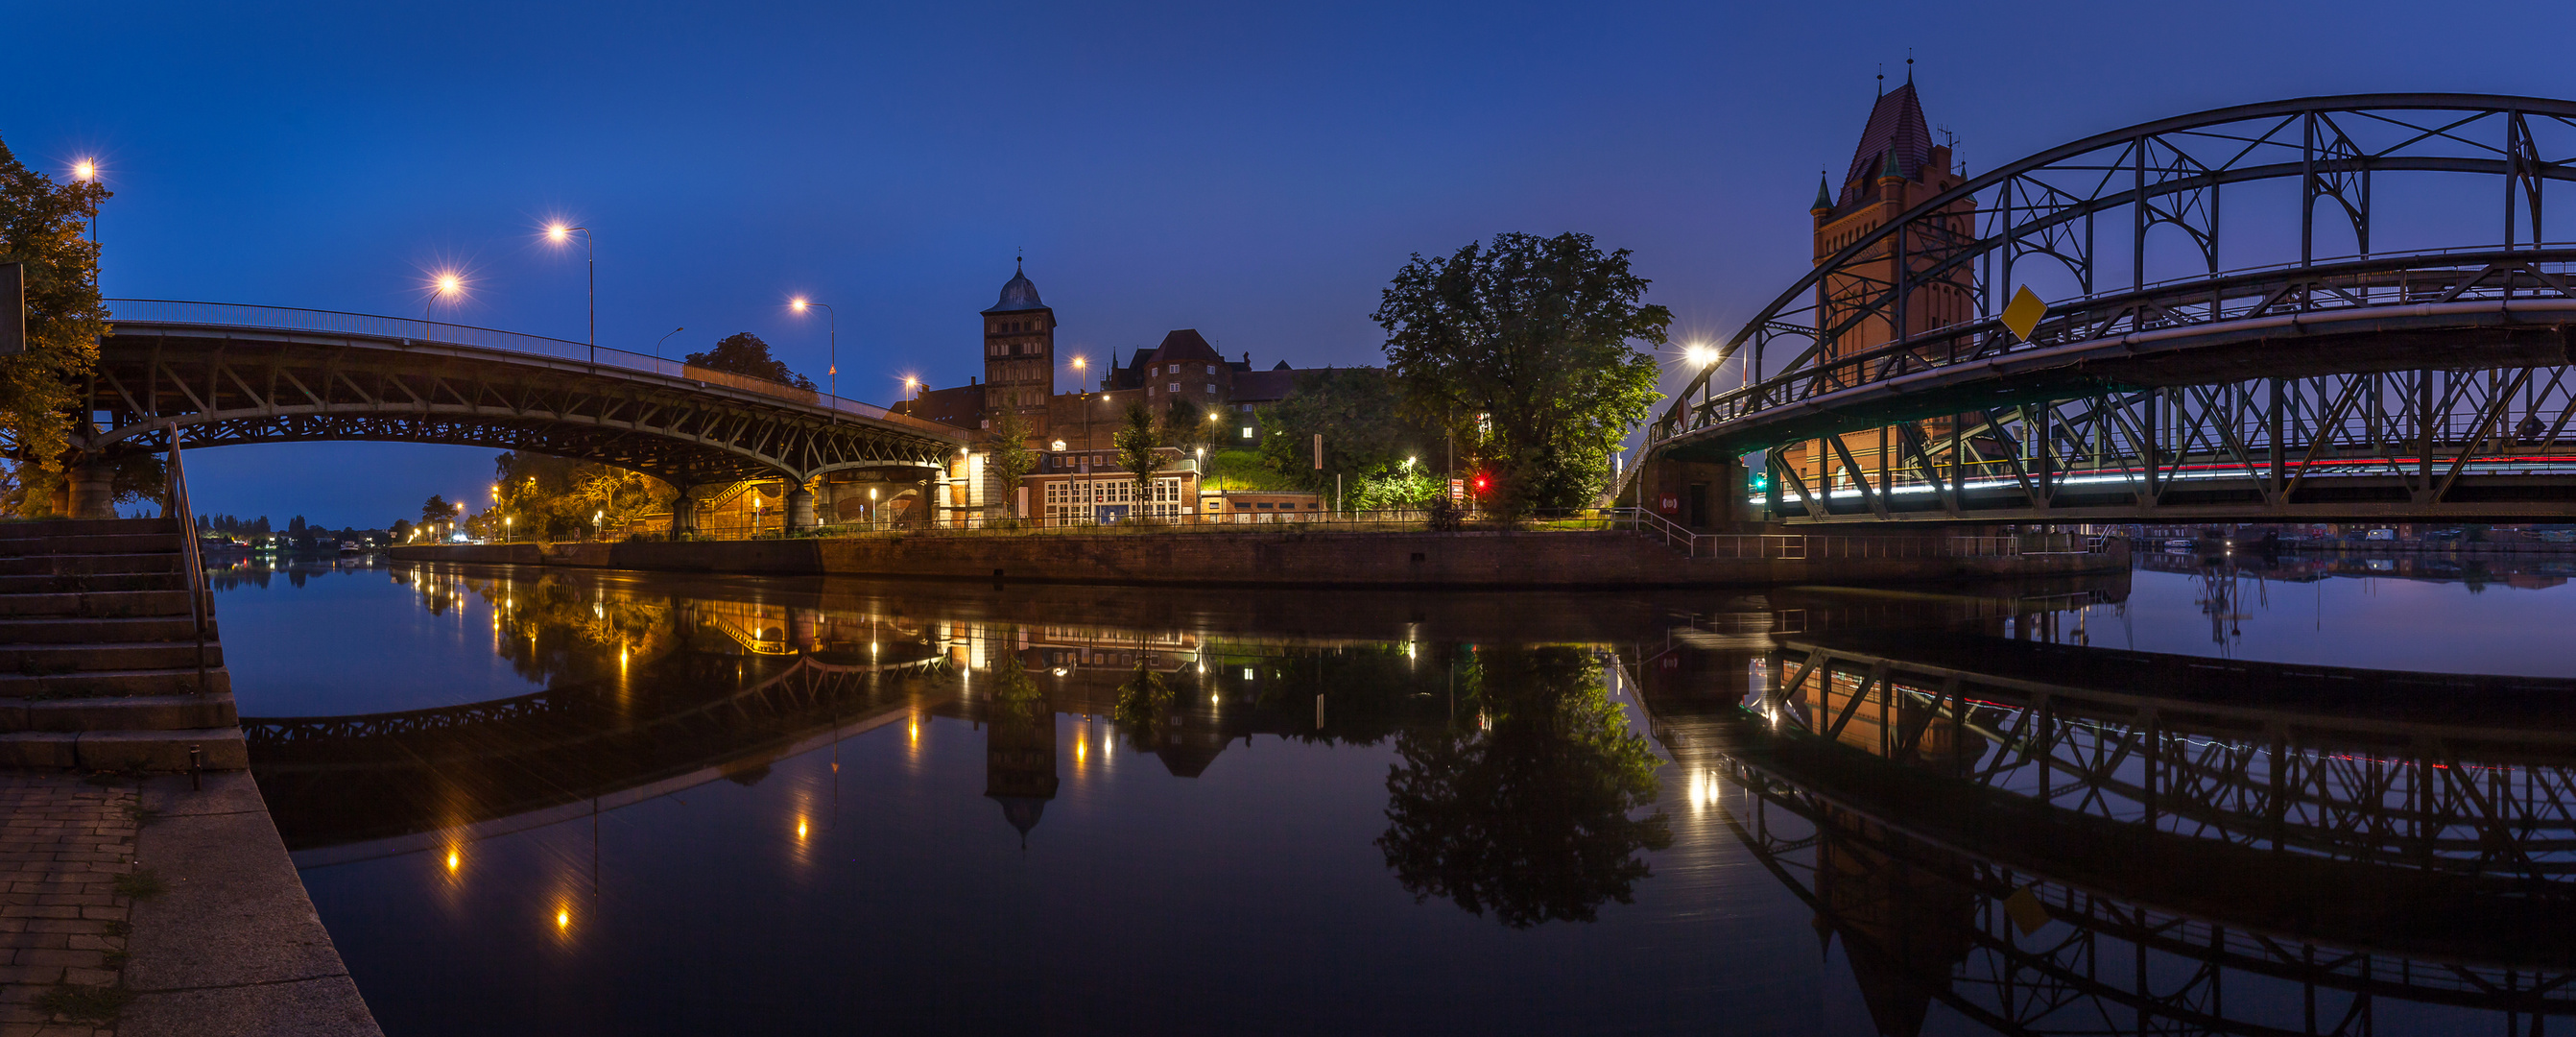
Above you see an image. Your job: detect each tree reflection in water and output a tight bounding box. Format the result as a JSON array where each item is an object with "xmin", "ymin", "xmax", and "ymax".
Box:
[
  {"xmin": 1112, "ymin": 661, "xmax": 1178, "ymax": 751},
  {"xmin": 1376, "ymin": 646, "xmax": 1671, "ymax": 928}
]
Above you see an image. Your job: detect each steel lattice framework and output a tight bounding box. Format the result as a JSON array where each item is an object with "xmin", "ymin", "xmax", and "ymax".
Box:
[
  {"xmin": 85, "ymin": 301, "xmax": 967, "ymax": 489},
  {"xmin": 1644, "ymin": 633, "xmax": 2576, "ymax": 1033},
  {"xmin": 1648, "ymin": 95, "xmax": 2576, "ymax": 523}
]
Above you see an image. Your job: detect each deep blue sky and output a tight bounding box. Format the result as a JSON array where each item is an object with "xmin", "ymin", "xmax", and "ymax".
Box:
[{"xmin": 10, "ymin": 1, "xmax": 2572, "ymax": 527}]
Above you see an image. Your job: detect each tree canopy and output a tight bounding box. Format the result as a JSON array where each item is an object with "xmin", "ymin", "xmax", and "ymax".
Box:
[
  {"xmin": 1112, "ymin": 401, "xmax": 1164, "ymax": 508},
  {"xmin": 479, "ymin": 451, "xmax": 673, "ymax": 541},
  {"xmin": 0, "ymin": 136, "xmax": 111, "ymax": 515},
  {"xmin": 1372, "ymin": 231, "xmax": 1668, "ymax": 513},
  {"xmin": 1253, "ymin": 367, "xmax": 1444, "ymax": 508},
  {"xmin": 985, "ymin": 410, "xmax": 1037, "ymax": 517},
  {"xmin": 683, "ymin": 332, "xmax": 815, "ymax": 390}
]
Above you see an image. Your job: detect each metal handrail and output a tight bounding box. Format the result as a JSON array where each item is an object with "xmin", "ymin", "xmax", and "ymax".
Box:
[
  {"xmin": 162, "ymin": 424, "xmax": 212, "ymax": 694},
  {"xmin": 104, "ymin": 298, "xmax": 964, "ymax": 438}
]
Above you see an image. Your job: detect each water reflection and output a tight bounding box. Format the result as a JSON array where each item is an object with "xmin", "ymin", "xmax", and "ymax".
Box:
[
  {"xmin": 211, "ymin": 555, "xmax": 2576, "ymax": 1034},
  {"xmin": 1379, "ymin": 646, "xmax": 1672, "ymax": 928},
  {"xmin": 1636, "ymin": 621, "xmax": 2576, "ymax": 1033}
]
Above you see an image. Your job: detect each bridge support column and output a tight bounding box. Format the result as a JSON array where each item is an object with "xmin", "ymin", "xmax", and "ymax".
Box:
[
  {"xmin": 66, "ymin": 462, "xmax": 116, "ymax": 519},
  {"xmin": 786, "ymin": 485, "xmax": 816, "ymax": 532},
  {"xmin": 1644, "ymin": 455, "xmax": 1750, "ymax": 531},
  {"xmin": 669, "ymin": 491, "xmax": 698, "ymax": 540}
]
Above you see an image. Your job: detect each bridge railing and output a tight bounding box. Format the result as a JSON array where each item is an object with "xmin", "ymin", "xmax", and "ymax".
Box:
[{"xmin": 106, "ymin": 299, "xmax": 964, "ymax": 438}]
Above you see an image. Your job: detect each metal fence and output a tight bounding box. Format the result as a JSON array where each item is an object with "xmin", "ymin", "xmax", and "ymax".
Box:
[{"xmin": 106, "ymin": 299, "xmax": 960, "ymax": 437}]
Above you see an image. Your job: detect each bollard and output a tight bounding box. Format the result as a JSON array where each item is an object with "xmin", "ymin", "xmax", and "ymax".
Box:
[
  {"xmin": 188, "ymin": 743, "xmax": 202, "ymax": 791},
  {"xmin": 1314, "ymin": 693, "xmax": 1324, "ymax": 731}
]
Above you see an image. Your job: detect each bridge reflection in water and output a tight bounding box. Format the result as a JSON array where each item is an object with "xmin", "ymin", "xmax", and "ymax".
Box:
[
  {"xmin": 1634, "ymin": 618, "xmax": 2576, "ymax": 1035},
  {"xmin": 237, "ymin": 560, "xmax": 2576, "ymax": 1034}
]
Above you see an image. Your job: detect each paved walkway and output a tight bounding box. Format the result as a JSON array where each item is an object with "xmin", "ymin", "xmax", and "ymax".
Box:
[{"xmin": 0, "ymin": 776, "xmax": 139, "ymax": 1037}]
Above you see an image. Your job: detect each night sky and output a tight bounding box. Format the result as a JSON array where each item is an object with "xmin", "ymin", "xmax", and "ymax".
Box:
[{"xmin": 10, "ymin": 1, "xmax": 2571, "ymax": 527}]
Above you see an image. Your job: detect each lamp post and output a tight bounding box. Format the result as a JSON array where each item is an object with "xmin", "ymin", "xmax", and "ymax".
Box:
[
  {"xmin": 790, "ymin": 299, "xmax": 837, "ymax": 408},
  {"xmin": 70, "ymin": 159, "xmax": 98, "ymax": 253},
  {"xmin": 1070, "ymin": 356, "xmax": 1093, "ymax": 515},
  {"xmin": 653, "ymin": 326, "xmax": 684, "ymax": 363},
  {"xmin": 426, "ymin": 273, "xmax": 466, "ymax": 335},
  {"xmin": 544, "ymin": 224, "xmax": 595, "ymax": 365}
]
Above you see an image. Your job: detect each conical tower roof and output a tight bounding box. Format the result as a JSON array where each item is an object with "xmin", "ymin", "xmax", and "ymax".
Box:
[
  {"xmin": 1839, "ymin": 81, "xmax": 1932, "ymax": 205},
  {"xmin": 982, "ymin": 260, "xmax": 1050, "ymax": 315}
]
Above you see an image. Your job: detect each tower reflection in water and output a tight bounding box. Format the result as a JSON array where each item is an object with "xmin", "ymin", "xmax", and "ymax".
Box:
[
  {"xmin": 1638, "ymin": 601, "xmax": 2576, "ymax": 1036},
  {"xmin": 240, "ymin": 559, "xmax": 2576, "ymax": 1035}
]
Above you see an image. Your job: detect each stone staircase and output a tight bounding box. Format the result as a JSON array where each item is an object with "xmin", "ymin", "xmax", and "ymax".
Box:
[{"xmin": 0, "ymin": 517, "xmax": 244, "ymax": 771}]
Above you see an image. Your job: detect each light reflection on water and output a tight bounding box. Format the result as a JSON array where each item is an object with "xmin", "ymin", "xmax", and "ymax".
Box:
[{"xmin": 205, "ymin": 552, "xmax": 2576, "ymax": 1036}]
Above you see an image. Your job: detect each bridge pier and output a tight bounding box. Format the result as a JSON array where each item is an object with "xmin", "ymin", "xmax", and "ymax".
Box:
[
  {"xmin": 786, "ymin": 485, "xmax": 816, "ymax": 532},
  {"xmin": 669, "ymin": 491, "xmax": 698, "ymax": 540},
  {"xmin": 66, "ymin": 462, "xmax": 117, "ymax": 518}
]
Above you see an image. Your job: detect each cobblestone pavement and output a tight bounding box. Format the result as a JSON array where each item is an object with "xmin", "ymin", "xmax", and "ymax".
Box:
[{"xmin": 0, "ymin": 775, "xmax": 139, "ymax": 1037}]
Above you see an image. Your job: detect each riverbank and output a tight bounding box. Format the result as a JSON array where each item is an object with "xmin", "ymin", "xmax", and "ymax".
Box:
[{"xmin": 387, "ymin": 528, "xmax": 2126, "ymax": 588}]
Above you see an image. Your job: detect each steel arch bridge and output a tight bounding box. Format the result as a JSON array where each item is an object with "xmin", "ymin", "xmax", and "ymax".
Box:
[
  {"xmin": 83, "ymin": 301, "xmax": 967, "ymax": 498},
  {"xmin": 1648, "ymin": 94, "xmax": 2576, "ymax": 524}
]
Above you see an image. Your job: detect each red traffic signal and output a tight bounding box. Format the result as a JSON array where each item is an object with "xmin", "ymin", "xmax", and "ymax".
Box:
[{"xmin": 1471, "ymin": 473, "xmax": 1491, "ymax": 494}]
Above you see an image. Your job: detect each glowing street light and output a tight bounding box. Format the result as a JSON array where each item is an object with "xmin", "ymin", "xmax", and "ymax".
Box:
[
  {"xmin": 1683, "ymin": 343, "xmax": 1719, "ymax": 369},
  {"xmin": 789, "ymin": 298, "xmax": 838, "ymax": 410},
  {"xmin": 543, "ymin": 223, "xmax": 596, "ymax": 365},
  {"xmin": 426, "ymin": 272, "xmax": 467, "ymax": 330}
]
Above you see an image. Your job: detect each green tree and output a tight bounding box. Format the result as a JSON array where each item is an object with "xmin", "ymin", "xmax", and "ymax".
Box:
[
  {"xmin": 682, "ymin": 332, "xmax": 815, "ymax": 390},
  {"xmin": 1112, "ymin": 401, "xmax": 1164, "ymax": 516},
  {"xmin": 1163, "ymin": 396, "xmax": 1212, "ymax": 455},
  {"xmin": 1372, "ymin": 232, "xmax": 1668, "ymax": 514},
  {"xmin": 486, "ymin": 451, "xmax": 671, "ymax": 540},
  {"xmin": 985, "ymin": 410, "xmax": 1037, "ymax": 517},
  {"xmin": 1253, "ymin": 368, "xmax": 1443, "ymax": 500},
  {"xmin": 0, "ymin": 136, "xmax": 111, "ymax": 515},
  {"xmin": 1375, "ymin": 645, "xmax": 1672, "ymax": 928},
  {"xmin": 420, "ymin": 494, "xmax": 457, "ymax": 523}
]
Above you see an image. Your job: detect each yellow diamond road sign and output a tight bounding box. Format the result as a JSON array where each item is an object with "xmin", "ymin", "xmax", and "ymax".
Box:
[{"xmin": 2000, "ymin": 285, "xmax": 2047, "ymax": 343}]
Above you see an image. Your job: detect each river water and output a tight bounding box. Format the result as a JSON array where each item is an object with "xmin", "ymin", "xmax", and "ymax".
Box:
[{"xmin": 208, "ymin": 550, "xmax": 2576, "ymax": 1036}]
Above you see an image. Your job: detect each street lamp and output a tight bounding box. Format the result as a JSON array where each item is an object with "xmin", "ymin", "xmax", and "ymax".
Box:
[
  {"xmin": 790, "ymin": 298, "xmax": 837, "ymax": 407},
  {"xmin": 70, "ymin": 159, "xmax": 98, "ymax": 251},
  {"xmin": 653, "ymin": 326, "xmax": 684, "ymax": 364},
  {"xmin": 426, "ymin": 272, "xmax": 467, "ymax": 333},
  {"xmin": 544, "ymin": 224, "xmax": 595, "ymax": 365}
]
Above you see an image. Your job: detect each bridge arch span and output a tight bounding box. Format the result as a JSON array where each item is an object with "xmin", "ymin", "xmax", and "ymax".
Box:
[
  {"xmin": 1644, "ymin": 94, "xmax": 2576, "ymax": 524},
  {"xmin": 74, "ymin": 301, "xmax": 968, "ymax": 518}
]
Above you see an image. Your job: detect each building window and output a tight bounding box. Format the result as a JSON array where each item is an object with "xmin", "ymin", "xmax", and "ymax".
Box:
[
  {"xmin": 1205, "ymin": 364, "xmax": 1216, "ymax": 374},
  {"xmin": 1240, "ymin": 426, "xmax": 1252, "ymax": 439},
  {"xmin": 1205, "ymin": 384, "xmax": 1215, "ymax": 395},
  {"xmin": 1167, "ymin": 382, "xmax": 1180, "ymax": 393}
]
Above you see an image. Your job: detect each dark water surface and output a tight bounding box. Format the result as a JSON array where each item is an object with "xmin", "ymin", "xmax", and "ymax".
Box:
[{"xmin": 210, "ymin": 551, "xmax": 2576, "ymax": 1035}]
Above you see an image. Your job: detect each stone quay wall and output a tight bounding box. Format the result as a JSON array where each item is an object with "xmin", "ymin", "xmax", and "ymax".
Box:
[{"xmin": 389, "ymin": 529, "xmax": 2128, "ymax": 590}]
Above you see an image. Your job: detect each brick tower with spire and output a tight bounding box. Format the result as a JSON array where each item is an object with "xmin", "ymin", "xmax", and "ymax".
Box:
[
  {"xmin": 981, "ymin": 259, "xmax": 1056, "ymax": 442},
  {"xmin": 1782, "ymin": 67, "xmax": 1976, "ymax": 488}
]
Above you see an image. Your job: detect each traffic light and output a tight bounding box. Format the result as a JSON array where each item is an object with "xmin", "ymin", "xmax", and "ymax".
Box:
[
  {"xmin": 1471, "ymin": 472, "xmax": 1491, "ymax": 495},
  {"xmin": 1749, "ymin": 470, "xmax": 1771, "ymax": 494}
]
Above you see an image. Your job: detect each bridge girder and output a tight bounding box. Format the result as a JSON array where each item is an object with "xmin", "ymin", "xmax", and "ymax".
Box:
[
  {"xmin": 83, "ymin": 326, "xmax": 963, "ymax": 488},
  {"xmin": 1644, "ymin": 94, "xmax": 2576, "ymax": 524}
]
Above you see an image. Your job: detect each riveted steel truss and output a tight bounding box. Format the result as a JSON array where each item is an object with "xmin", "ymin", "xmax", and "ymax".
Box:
[
  {"xmin": 1653, "ymin": 96, "xmax": 2576, "ymax": 523},
  {"xmin": 1760, "ymin": 363, "xmax": 2576, "ymax": 522},
  {"xmin": 83, "ymin": 326, "xmax": 962, "ymax": 487}
]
